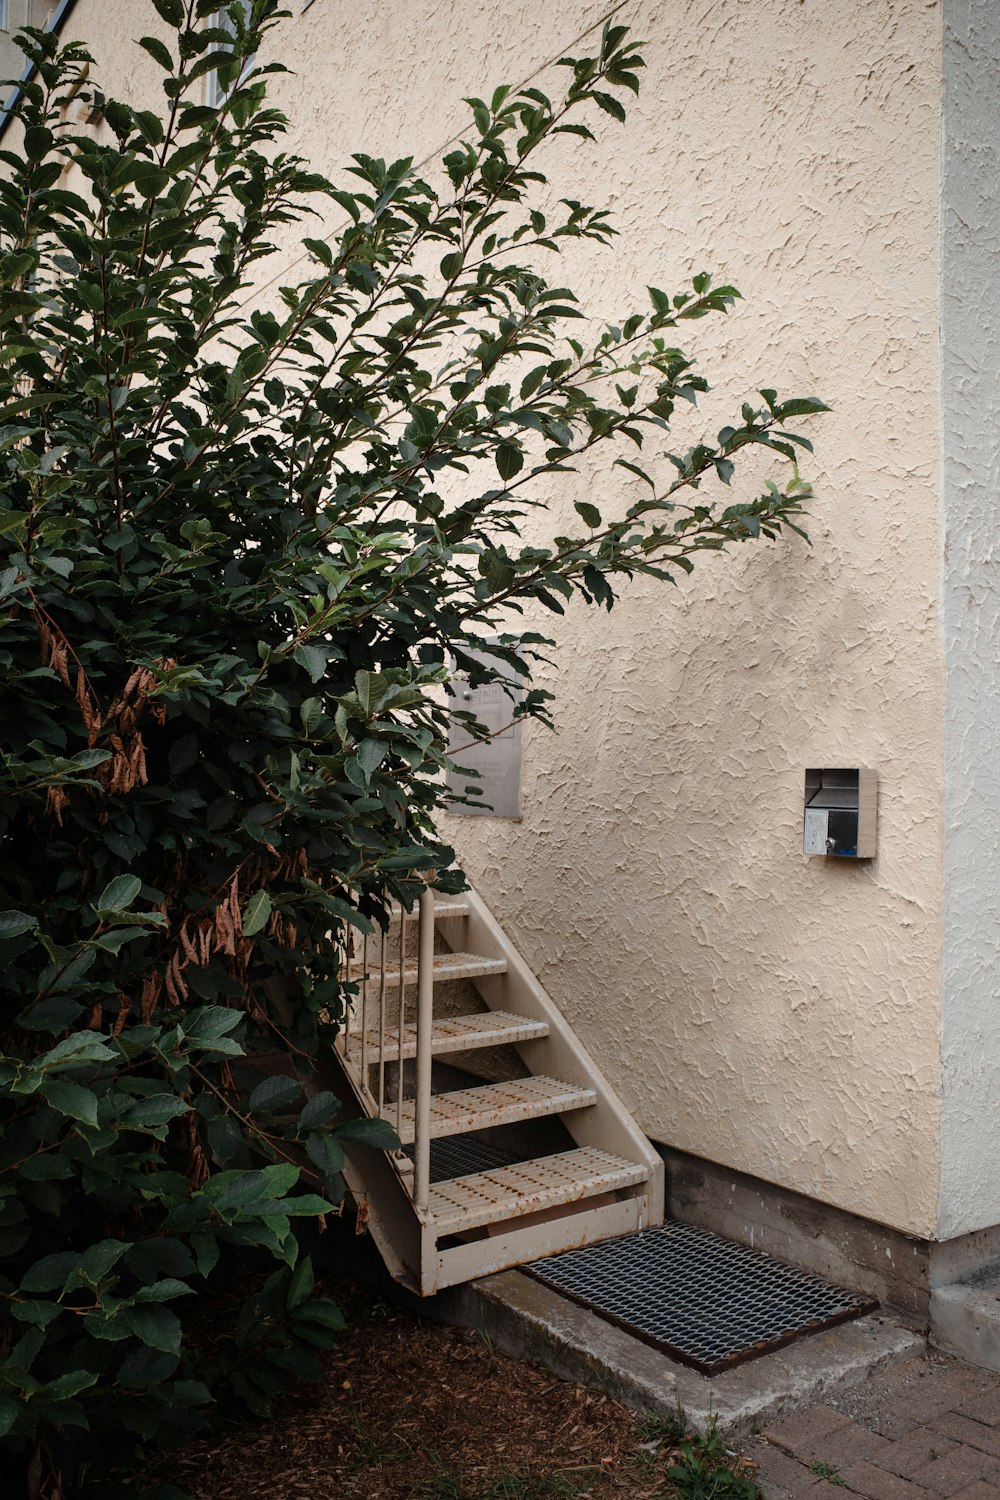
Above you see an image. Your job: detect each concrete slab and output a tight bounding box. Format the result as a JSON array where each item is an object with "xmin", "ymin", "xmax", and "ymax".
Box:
[
  {"xmin": 446, "ymin": 1269, "xmax": 924, "ymax": 1442},
  {"xmin": 931, "ymin": 1273, "xmax": 1000, "ymax": 1373}
]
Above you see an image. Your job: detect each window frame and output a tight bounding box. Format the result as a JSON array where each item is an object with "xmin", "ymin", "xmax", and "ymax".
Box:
[{"xmin": 205, "ymin": 1, "xmax": 255, "ymax": 109}]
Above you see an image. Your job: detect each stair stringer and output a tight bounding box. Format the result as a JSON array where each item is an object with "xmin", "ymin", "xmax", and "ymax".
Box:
[
  {"xmin": 315, "ymin": 1043, "xmax": 424, "ymax": 1293},
  {"xmin": 457, "ymin": 888, "xmax": 665, "ymax": 1228}
]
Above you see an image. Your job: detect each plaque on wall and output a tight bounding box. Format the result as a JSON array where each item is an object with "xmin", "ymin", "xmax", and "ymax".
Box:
[{"xmin": 445, "ymin": 647, "xmax": 523, "ymax": 820}]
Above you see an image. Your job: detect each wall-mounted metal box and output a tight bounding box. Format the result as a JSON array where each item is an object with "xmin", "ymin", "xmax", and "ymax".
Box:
[{"xmin": 803, "ymin": 768, "xmax": 877, "ymax": 859}]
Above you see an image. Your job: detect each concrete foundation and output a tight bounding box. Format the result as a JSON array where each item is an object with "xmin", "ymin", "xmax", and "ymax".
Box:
[
  {"xmin": 445, "ymin": 1269, "xmax": 923, "ymax": 1441},
  {"xmin": 931, "ymin": 1272, "xmax": 1000, "ymax": 1374},
  {"xmin": 661, "ymin": 1144, "xmax": 1000, "ymax": 1328}
]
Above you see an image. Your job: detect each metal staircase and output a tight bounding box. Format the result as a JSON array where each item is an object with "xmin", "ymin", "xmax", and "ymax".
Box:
[{"xmin": 321, "ymin": 886, "xmax": 664, "ymax": 1295}]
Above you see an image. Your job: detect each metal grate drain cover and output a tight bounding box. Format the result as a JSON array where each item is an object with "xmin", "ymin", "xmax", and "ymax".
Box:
[{"xmin": 525, "ymin": 1221, "xmax": 878, "ymax": 1376}]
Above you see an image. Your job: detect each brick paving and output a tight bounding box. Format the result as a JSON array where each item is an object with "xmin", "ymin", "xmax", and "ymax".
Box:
[{"xmin": 748, "ymin": 1352, "xmax": 1000, "ymax": 1499}]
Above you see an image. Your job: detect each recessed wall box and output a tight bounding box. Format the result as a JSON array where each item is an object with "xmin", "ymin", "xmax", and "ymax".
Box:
[{"xmin": 803, "ymin": 768, "xmax": 877, "ymax": 859}]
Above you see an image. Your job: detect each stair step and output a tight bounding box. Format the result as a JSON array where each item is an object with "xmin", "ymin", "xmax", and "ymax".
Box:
[
  {"xmin": 360, "ymin": 1010, "xmax": 549, "ymax": 1062},
  {"xmin": 388, "ymin": 898, "xmax": 470, "ymax": 922},
  {"xmin": 361, "ymin": 951, "xmax": 506, "ymax": 987},
  {"xmin": 397, "ymin": 1076, "xmax": 595, "ymax": 1145},
  {"xmin": 427, "ymin": 1147, "xmax": 649, "ymax": 1234}
]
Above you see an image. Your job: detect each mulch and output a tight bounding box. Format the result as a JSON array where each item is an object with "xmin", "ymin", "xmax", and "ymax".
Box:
[{"xmin": 145, "ymin": 1278, "xmax": 686, "ymax": 1499}]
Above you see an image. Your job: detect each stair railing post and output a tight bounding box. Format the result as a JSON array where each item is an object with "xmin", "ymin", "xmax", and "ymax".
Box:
[
  {"xmin": 359, "ymin": 933, "xmax": 369, "ymax": 1083},
  {"xmin": 377, "ymin": 924, "xmax": 387, "ymax": 1115},
  {"xmin": 396, "ymin": 907, "xmax": 406, "ymax": 1153},
  {"xmin": 342, "ymin": 927, "xmax": 352, "ymax": 1062},
  {"xmin": 414, "ymin": 886, "xmax": 435, "ymax": 1213}
]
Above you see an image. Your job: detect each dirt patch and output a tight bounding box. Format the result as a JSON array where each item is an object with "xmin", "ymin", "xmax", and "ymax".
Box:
[{"xmin": 147, "ymin": 1279, "xmax": 704, "ymax": 1499}]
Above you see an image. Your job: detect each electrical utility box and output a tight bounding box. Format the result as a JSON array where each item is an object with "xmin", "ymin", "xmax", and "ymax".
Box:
[{"xmin": 803, "ymin": 768, "xmax": 877, "ymax": 859}]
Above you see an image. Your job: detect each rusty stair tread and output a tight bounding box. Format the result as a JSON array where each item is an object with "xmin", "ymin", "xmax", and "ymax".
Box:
[
  {"xmin": 360, "ymin": 1010, "xmax": 548, "ymax": 1061},
  {"xmin": 396, "ymin": 1076, "xmax": 596, "ymax": 1145},
  {"xmin": 427, "ymin": 1147, "xmax": 649, "ymax": 1234},
  {"xmin": 360, "ymin": 951, "xmax": 506, "ymax": 987},
  {"xmin": 387, "ymin": 898, "xmax": 470, "ymax": 921}
]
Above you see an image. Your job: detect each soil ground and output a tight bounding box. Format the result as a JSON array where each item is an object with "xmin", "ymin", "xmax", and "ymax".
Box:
[
  {"xmin": 145, "ymin": 1279, "xmax": 758, "ymax": 1500},
  {"xmin": 133, "ymin": 1268, "xmax": 1000, "ymax": 1499}
]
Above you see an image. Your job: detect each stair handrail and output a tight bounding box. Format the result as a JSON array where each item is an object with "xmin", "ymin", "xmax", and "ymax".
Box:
[
  {"xmin": 413, "ymin": 885, "xmax": 435, "ymax": 1212},
  {"xmin": 338, "ymin": 883, "xmax": 436, "ymax": 1215}
]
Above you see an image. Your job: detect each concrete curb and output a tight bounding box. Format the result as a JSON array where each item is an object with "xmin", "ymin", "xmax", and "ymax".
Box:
[
  {"xmin": 443, "ymin": 1270, "xmax": 925, "ymax": 1442},
  {"xmin": 931, "ymin": 1277, "xmax": 1000, "ymax": 1373}
]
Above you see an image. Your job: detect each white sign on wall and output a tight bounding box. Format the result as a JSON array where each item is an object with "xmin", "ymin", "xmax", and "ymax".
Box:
[{"xmin": 445, "ymin": 648, "xmax": 523, "ymax": 820}]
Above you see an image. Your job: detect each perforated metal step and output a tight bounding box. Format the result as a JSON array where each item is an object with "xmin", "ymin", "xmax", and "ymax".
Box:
[
  {"xmin": 361, "ymin": 951, "xmax": 507, "ymax": 988},
  {"xmin": 526, "ymin": 1220, "xmax": 878, "ymax": 1376},
  {"xmin": 360, "ymin": 1010, "xmax": 548, "ymax": 1061},
  {"xmin": 427, "ymin": 1147, "xmax": 648, "ymax": 1235},
  {"xmin": 395, "ymin": 1076, "xmax": 596, "ymax": 1145},
  {"xmin": 388, "ymin": 898, "xmax": 470, "ymax": 921}
]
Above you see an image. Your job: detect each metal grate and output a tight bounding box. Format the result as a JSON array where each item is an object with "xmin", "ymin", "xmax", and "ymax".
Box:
[
  {"xmin": 525, "ymin": 1221, "xmax": 878, "ymax": 1376},
  {"xmin": 405, "ymin": 1135, "xmax": 526, "ymax": 1184}
]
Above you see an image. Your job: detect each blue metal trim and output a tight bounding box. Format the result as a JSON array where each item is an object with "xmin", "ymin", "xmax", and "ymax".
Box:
[{"xmin": 0, "ymin": 0, "xmax": 79, "ymax": 142}]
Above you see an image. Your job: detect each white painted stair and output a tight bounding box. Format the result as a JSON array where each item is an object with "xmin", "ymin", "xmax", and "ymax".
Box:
[
  {"xmin": 322, "ymin": 885, "xmax": 664, "ymax": 1295},
  {"xmin": 427, "ymin": 1148, "xmax": 649, "ymax": 1235},
  {"xmin": 395, "ymin": 1077, "xmax": 597, "ymax": 1145},
  {"xmin": 361, "ymin": 951, "xmax": 508, "ymax": 987},
  {"xmin": 360, "ymin": 1010, "xmax": 549, "ymax": 1062}
]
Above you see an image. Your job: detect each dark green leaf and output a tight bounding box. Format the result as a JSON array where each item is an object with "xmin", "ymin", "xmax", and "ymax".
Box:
[
  {"xmin": 305, "ymin": 1132, "xmax": 345, "ymax": 1178},
  {"xmin": 495, "ymin": 443, "xmax": 524, "ymax": 481},
  {"xmin": 336, "ymin": 1118, "xmax": 399, "ymax": 1150},
  {"xmin": 249, "ymin": 1075, "xmax": 302, "ymax": 1114},
  {"xmin": 122, "ymin": 1304, "xmax": 182, "ymax": 1356},
  {"xmin": 774, "ymin": 396, "xmax": 831, "ymax": 419},
  {"xmin": 151, "ymin": 0, "xmax": 184, "ymax": 25},
  {"xmin": 0, "ymin": 910, "xmax": 37, "ymax": 939},
  {"xmin": 40, "ymin": 1078, "xmax": 98, "ymax": 1127},
  {"xmin": 23, "ymin": 126, "xmax": 53, "ymax": 162},
  {"xmin": 299, "ymin": 1092, "xmax": 341, "ymax": 1130},
  {"xmin": 95, "ymin": 875, "xmax": 142, "ymax": 913},
  {"xmin": 241, "ymin": 888, "xmax": 272, "ymax": 937},
  {"xmin": 138, "ymin": 35, "xmax": 174, "ymax": 71},
  {"xmin": 21, "ymin": 1253, "xmax": 79, "ymax": 1294},
  {"xmin": 293, "ymin": 643, "xmax": 328, "ymax": 682}
]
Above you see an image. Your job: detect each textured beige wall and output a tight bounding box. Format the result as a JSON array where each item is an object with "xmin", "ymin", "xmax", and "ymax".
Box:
[
  {"xmin": 427, "ymin": 0, "xmax": 944, "ymax": 1238},
  {"xmin": 60, "ymin": 0, "xmax": 946, "ymax": 1236}
]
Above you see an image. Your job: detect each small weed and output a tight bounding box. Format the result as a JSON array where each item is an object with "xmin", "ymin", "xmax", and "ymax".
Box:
[
  {"xmin": 349, "ymin": 1427, "xmax": 407, "ymax": 1469},
  {"xmin": 341, "ymin": 1404, "xmax": 409, "ymax": 1473},
  {"xmin": 810, "ymin": 1461, "xmax": 846, "ymax": 1487},
  {"xmin": 633, "ymin": 1405, "xmax": 689, "ymax": 1474},
  {"xmin": 638, "ymin": 1405, "xmax": 689, "ymax": 1448},
  {"xmin": 662, "ymin": 1420, "xmax": 761, "ymax": 1499},
  {"xmin": 476, "ymin": 1325, "xmax": 498, "ymax": 1369},
  {"xmin": 631, "ymin": 1411, "xmax": 760, "ymax": 1499},
  {"xmin": 415, "ymin": 1473, "xmax": 469, "ymax": 1500},
  {"xmin": 483, "ymin": 1473, "xmax": 582, "ymax": 1498}
]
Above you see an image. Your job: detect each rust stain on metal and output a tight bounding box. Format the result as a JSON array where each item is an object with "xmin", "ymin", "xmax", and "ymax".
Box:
[{"xmin": 396, "ymin": 1076, "xmax": 597, "ymax": 1146}]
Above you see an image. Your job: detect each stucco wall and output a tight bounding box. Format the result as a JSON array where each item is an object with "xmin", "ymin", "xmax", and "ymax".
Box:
[
  {"xmin": 52, "ymin": 0, "xmax": 947, "ymax": 1236},
  {"xmin": 430, "ymin": 0, "xmax": 947, "ymax": 1239},
  {"xmin": 939, "ymin": 0, "xmax": 1000, "ymax": 1240}
]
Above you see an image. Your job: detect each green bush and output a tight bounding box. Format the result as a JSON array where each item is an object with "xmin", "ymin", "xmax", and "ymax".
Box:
[{"xmin": 0, "ymin": 2, "xmax": 825, "ymax": 1493}]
